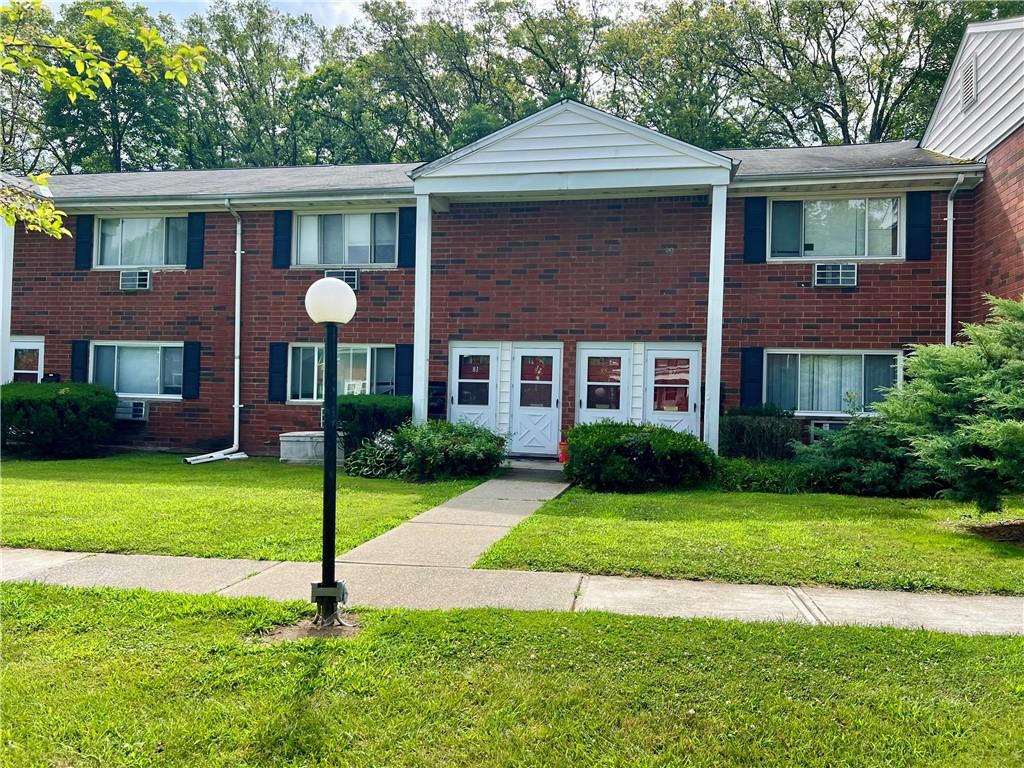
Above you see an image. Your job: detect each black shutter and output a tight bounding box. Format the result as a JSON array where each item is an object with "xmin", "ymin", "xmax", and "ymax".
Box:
[
  {"xmin": 394, "ymin": 343, "xmax": 414, "ymax": 395},
  {"xmin": 268, "ymin": 342, "xmax": 288, "ymax": 402},
  {"xmin": 74, "ymin": 215, "xmax": 94, "ymax": 270},
  {"xmin": 397, "ymin": 207, "xmax": 416, "ymax": 268},
  {"xmin": 182, "ymin": 341, "xmax": 201, "ymax": 399},
  {"xmin": 906, "ymin": 191, "xmax": 932, "ymax": 261},
  {"xmin": 272, "ymin": 211, "xmax": 292, "ymax": 269},
  {"xmin": 186, "ymin": 212, "xmax": 205, "ymax": 269},
  {"xmin": 742, "ymin": 197, "xmax": 767, "ymax": 263},
  {"xmin": 739, "ymin": 347, "xmax": 764, "ymax": 408},
  {"xmin": 70, "ymin": 340, "xmax": 89, "ymax": 382}
]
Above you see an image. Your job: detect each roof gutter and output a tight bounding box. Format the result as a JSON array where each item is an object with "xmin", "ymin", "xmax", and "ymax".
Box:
[
  {"xmin": 50, "ymin": 188, "xmax": 416, "ymax": 211},
  {"xmin": 728, "ymin": 164, "xmax": 985, "ymax": 189},
  {"xmin": 185, "ymin": 198, "xmax": 247, "ymax": 464},
  {"xmin": 945, "ymin": 173, "xmax": 967, "ymax": 346}
]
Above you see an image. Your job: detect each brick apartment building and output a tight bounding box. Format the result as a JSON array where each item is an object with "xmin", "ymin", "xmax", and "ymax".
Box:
[{"xmin": 2, "ymin": 16, "xmax": 1022, "ymax": 458}]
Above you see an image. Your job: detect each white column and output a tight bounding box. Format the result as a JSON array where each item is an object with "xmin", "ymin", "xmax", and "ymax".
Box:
[
  {"xmin": 411, "ymin": 194, "xmax": 432, "ymax": 423},
  {"xmin": 1, "ymin": 221, "xmax": 14, "ymax": 383},
  {"xmin": 702, "ymin": 184, "xmax": 727, "ymax": 453}
]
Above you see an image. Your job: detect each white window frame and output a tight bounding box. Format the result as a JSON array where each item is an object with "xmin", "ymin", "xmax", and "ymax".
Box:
[
  {"xmin": 7, "ymin": 336, "xmax": 45, "ymax": 383},
  {"xmin": 290, "ymin": 209, "xmax": 399, "ymax": 269},
  {"xmin": 93, "ymin": 215, "xmax": 189, "ymax": 270},
  {"xmin": 88, "ymin": 340, "xmax": 185, "ymax": 400},
  {"xmin": 286, "ymin": 343, "xmax": 397, "ymax": 403},
  {"xmin": 766, "ymin": 193, "xmax": 906, "ymax": 263},
  {"xmin": 762, "ymin": 348, "xmax": 904, "ymax": 418}
]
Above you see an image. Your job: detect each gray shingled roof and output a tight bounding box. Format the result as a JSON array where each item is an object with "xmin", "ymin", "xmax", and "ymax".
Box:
[
  {"xmin": 46, "ymin": 163, "xmax": 419, "ymax": 201},
  {"xmin": 722, "ymin": 140, "xmax": 973, "ymax": 179},
  {"xmin": 40, "ymin": 141, "xmax": 977, "ymax": 202}
]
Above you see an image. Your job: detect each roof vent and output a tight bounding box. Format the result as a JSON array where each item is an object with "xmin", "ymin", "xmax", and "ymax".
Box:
[
  {"xmin": 813, "ymin": 263, "xmax": 857, "ymax": 287},
  {"xmin": 961, "ymin": 56, "xmax": 977, "ymax": 112}
]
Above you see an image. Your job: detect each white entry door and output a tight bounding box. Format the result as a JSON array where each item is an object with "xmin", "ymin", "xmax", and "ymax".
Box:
[
  {"xmin": 643, "ymin": 349, "xmax": 701, "ymax": 434},
  {"xmin": 510, "ymin": 347, "xmax": 562, "ymax": 456},
  {"xmin": 449, "ymin": 346, "xmax": 498, "ymax": 430},
  {"xmin": 577, "ymin": 345, "xmax": 632, "ymax": 424}
]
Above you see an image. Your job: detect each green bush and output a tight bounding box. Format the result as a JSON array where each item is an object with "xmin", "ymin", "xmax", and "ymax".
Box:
[
  {"xmin": 1, "ymin": 382, "xmax": 118, "ymax": 458},
  {"xmin": 716, "ymin": 458, "xmax": 812, "ymax": 494},
  {"xmin": 393, "ymin": 420, "xmax": 506, "ymax": 481},
  {"xmin": 720, "ymin": 406, "xmax": 803, "ymax": 460},
  {"xmin": 336, "ymin": 394, "xmax": 412, "ymax": 452},
  {"xmin": 565, "ymin": 422, "xmax": 717, "ymax": 492},
  {"xmin": 792, "ymin": 417, "xmax": 940, "ymax": 498},
  {"xmin": 343, "ymin": 430, "xmax": 402, "ymax": 478}
]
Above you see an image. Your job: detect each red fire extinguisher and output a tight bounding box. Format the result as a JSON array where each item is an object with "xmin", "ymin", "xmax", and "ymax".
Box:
[{"xmin": 558, "ymin": 440, "xmax": 569, "ymax": 464}]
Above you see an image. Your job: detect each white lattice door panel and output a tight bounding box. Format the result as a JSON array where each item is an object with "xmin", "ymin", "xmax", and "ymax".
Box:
[
  {"xmin": 449, "ymin": 346, "xmax": 499, "ymax": 431},
  {"xmin": 510, "ymin": 347, "xmax": 562, "ymax": 456}
]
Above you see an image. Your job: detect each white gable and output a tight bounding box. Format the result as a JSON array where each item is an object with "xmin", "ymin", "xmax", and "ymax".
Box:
[
  {"xmin": 413, "ymin": 101, "xmax": 733, "ymax": 196},
  {"xmin": 921, "ymin": 16, "xmax": 1024, "ymax": 160}
]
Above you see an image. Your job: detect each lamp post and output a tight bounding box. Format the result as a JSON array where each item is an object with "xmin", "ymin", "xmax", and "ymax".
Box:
[{"xmin": 304, "ymin": 277, "xmax": 357, "ymax": 626}]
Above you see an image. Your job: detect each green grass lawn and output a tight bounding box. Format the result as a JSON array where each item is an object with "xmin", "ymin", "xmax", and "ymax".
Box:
[
  {"xmin": 1, "ymin": 454, "xmax": 475, "ymax": 561},
  {"xmin": 2, "ymin": 584, "xmax": 1022, "ymax": 768},
  {"xmin": 476, "ymin": 489, "xmax": 1024, "ymax": 594}
]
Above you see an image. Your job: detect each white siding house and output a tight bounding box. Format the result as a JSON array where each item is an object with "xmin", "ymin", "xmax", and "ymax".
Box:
[{"xmin": 921, "ymin": 16, "xmax": 1024, "ymax": 160}]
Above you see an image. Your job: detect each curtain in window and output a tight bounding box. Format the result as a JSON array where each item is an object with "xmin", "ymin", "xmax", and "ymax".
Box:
[
  {"xmin": 346, "ymin": 214, "xmax": 371, "ymax": 264},
  {"xmin": 165, "ymin": 218, "xmax": 188, "ymax": 265},
  {"xmin": 120, "ymin": 218, "xmax": 163, "ymax": 266},
  {"xmin": 99, "ymin": 220, "xmax": 120, "ymax": 265},
  {"xmin": 804, "ymin": 200, "xmax": 865, "ymax": 258},
  {"xmin": 161, "ymin": 347, "xmax": 183, "ymax": 394},
  {"xmin": 296, "ymin": 216, "xmax": 319, "ymax": 265},
  {"xmin": 117, "ymin": 346, "xmax": 161, "ymax": 394},
  {"xmin": 798, "ymin": 354, "xmax": 861, "ymax": 412},
  {"xmin": 373, "ymin": 213, "xmax": 397, "ymax": 263},
  {"xmin": 372, "ymin": 347, "xmax": 396, "ymax": 393},
  {"xmin": 770, "ymin": 201, "xmax": 802, "ymax": 258},
  {"xmin": 867, "ymin": 199, "xmax": 899, "ymax": 256},
  {"xmin": 765, "ymin": 353, "xmax": 799, "ymax": 410},
  {"xmin": 321, "ymin": 215, "xmax": 345, "ymax": 264},
  {"xmin": 93, "ymin": 346, "xmax": 116, "ymax": 388},
  {"xmin": 863, "ymin": 354, "xmax": 896, "ymax": 407}
]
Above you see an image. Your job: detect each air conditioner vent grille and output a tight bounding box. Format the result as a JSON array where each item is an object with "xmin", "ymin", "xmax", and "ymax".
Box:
[
  {"xmin": 115, "ymin": 399, "xmax": 149, "ymax": 421},
  {"xmin": 813, "ymin": 263, "xmax": 857, "ymax": 287},
  {"xmin": 324, "ymin": 269, "xmax": 359, "ymax": 291},
  {"xmin": 119, "ymin": 270, "xmax": 151, "ymax": 291}
]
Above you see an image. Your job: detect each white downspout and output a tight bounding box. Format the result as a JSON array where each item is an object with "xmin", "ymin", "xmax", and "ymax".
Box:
[
  {"xmin": 185, "ymin": 199, "xmax": 247, "ymax": 463},
  {"xmin": 945, "ymin": 173, "xmax": 965, "ymax": 346}
]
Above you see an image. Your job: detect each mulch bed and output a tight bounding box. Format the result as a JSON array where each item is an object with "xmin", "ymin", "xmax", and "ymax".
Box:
[{"xmin": 964, "ymin": 520, "xmax": 1024, "ymax": 545}]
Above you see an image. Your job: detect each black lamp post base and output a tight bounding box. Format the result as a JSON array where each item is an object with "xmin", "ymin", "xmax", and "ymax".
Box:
[{"xmin": 311, "ymin": 581, "xmax": 349, "ymax": 626}]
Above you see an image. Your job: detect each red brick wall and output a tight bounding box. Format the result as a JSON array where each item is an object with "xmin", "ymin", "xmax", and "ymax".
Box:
[
  {"xmin": 10, "ymin": 211, "xmax": 414, "ymax": 455},
  {"xmin": 429, "ymin": 197, "xmax": 712, "ymax": 435},
  {"xmin": 961, "ymin": 125, "xmax": 1024, "ymax": 326}
]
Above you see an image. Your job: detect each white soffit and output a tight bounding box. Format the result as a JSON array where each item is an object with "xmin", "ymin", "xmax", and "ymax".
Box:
[{"xmin": 412, "ymin": 100, "xmax": 734, "ymax": 195}]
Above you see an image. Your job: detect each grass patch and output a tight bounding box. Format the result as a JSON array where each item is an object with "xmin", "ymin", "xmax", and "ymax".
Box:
[
  {"xmin": 1, "ymin": 453, "xmax": 475, "ymax": 561},
  {"xmin": 476, "ymin": 489, "xmax": 1024, "ymax": 594},
  {"xmin": 3, "ymin": 583, "xmax": 1023, "ymax": 767}
]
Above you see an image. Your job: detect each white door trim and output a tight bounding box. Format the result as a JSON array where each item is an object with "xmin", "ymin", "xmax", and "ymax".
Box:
[
  {"xmin": 642, "ymin": 345, "xmax": 702, "ymax": 435},
  {"xmin": 576, "ymin": 342, "xmax": 632, "ymax": 425},
  {"xmin": 6, "ymin": 335, "xmax": 45, "ymax": 383},
  {"xmin": 509, "ymin": 342, "xmax": 563, "ymax": 456},
  {"xmin": 448, "ymin": 343, "xmax": 499, "ymax": 431}
]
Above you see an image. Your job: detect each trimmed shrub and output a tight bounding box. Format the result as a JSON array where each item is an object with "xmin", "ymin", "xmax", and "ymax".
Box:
[
  {"xmin": 1, "ymin": 382, "xmax": 118, "ymax": 457},
  {"xmin": 719, "ymin": 406, "xmax": 802, "ymax": 460},
  {"xmin": 565, "ymin": 422, "xmax": 717, "ymax": 492},
  {"xmin": 716, "ymin": 458, "xmax": 812, "ymax": 494},
  {"xmin": 344, "ymin": 430, "xmax": 402, "ymax": 478},
  {"xmin": 394, "ymin": 420, "xmax": 506, "ymax": 481},
  {"xmin": 792, "ymin": 416, "xmax": 941, "ymax": 498},
  {"xmin": 336, "ymin": 394, "xmax": 412, "ymax": 452}
]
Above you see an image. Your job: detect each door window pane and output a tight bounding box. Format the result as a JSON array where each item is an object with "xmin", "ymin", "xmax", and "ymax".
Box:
[
  {"xmin": 867, "ymin": 198, "xmax": 899, "ymax": 256},
  {"xmin": 458, "ymin": 382, "xmax": 489, "ymax": 405},
  {"xmin": 99, "ymin": 219, "xmax": 120, "ymax": 265},
  {"xmin": 653, "ymin": 385, "xmax": 688, "ymax": 412},
  {"xmin": 373, "ymin": 213, "xmax": 397, "ymax": 264},
  {"xmin": 520, "ymin": 355, "xmax": 553, "ymax": 382},
  {"xmin": 165, "ymin": 217, "xmax": 188, "ymax": 265},
  {"xmin": 587, "ymin": 356, "xmax": 620, "ymax": 383},
  {"xmin": 459, "ymin": 355, "xmax": 490, "ymax": 380},
  {"xmin": 765, "ymin": 353, "xmax": 798, "ymax": 411},
  {"xmin": 93, "ymin": 346, "xmax": 116, "ymax": 389},
  {"xmin": 586, "ymin": 385, "xmax": 620, "ymax": 410},
  {"xmin": 803, "ymin": 199, "xmax": 865, "ymax": 258},
  {"xmin": 520, "ymin": 383, "xmax": 552, "ymax": 407},
  {"xmin": 770, "ymin": 200, "xmax": 802, "ymax": 258},
  {"xmin": 117, "ymin": 346, "xmax": 161, "ymax": 394},
  {"xmin": 13, "ymin": 348, "xmax": 38, "ymax": 371},
  {"xmin": 296, "ymin": 215, "xmax": 319, "ymax": 265},
  {"xmin": 319, "ymin": 214, "xmax": 345, "ymax": 264},
  {"xmin": 161, "ymin": 347, "xmax": 183, "ymax": 395},
  {"xmin": 120, "ymin": 218, "xmax": 163, "ymax": 266},
  {"xmin": 653, "ymin": 358, "xmax": 689, "ymax": 385},
  {"xmin": 863, "ymin": 354, "xmax": 897, "ymax": 408},
  {"xmin": 346, "ymin": 214, "xmax": 371, "ymax": 264},
  {"xmin": 372, "ymin": 347, "xmax": 396, "ymax": 394},
  {"xmin": 585, "ymin": 355, "xmax": 622, "ymax": 410}
]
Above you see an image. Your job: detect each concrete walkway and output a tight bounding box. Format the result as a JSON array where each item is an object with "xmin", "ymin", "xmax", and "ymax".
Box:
[{"xmin": 4, "ymin": 466, "xmax": 1022, "ymax": 636}]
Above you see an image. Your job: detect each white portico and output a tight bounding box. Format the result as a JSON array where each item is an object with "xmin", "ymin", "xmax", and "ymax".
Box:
[{"xmin": 408, "ymin": 100, "xmax": 735, "ymax": 453}]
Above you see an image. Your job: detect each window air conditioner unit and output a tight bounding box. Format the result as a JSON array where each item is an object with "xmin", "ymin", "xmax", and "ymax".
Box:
[
  {"xmin": 324, "ymin": 269, "xmax": 359, "ymax": 291},
  {"xmin": 119, "ymin": 270, "xmax": 151, "ymax": 291},
  {"xmin": 813, "ymin": 263, "xmax": 857, "ymax": 287},
  {"xmin": 810, "ymin": 419, "xmax": 847, "ymax": 439},
  {"xmin": 115, "ymin": 399, "xmax": 149, "ymax": 421}
]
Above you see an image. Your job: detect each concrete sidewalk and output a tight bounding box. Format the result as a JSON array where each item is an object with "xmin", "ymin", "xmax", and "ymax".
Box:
[{"xmin": 4, "ymin": 466, "xmax": 1022, "ymax": 635}]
